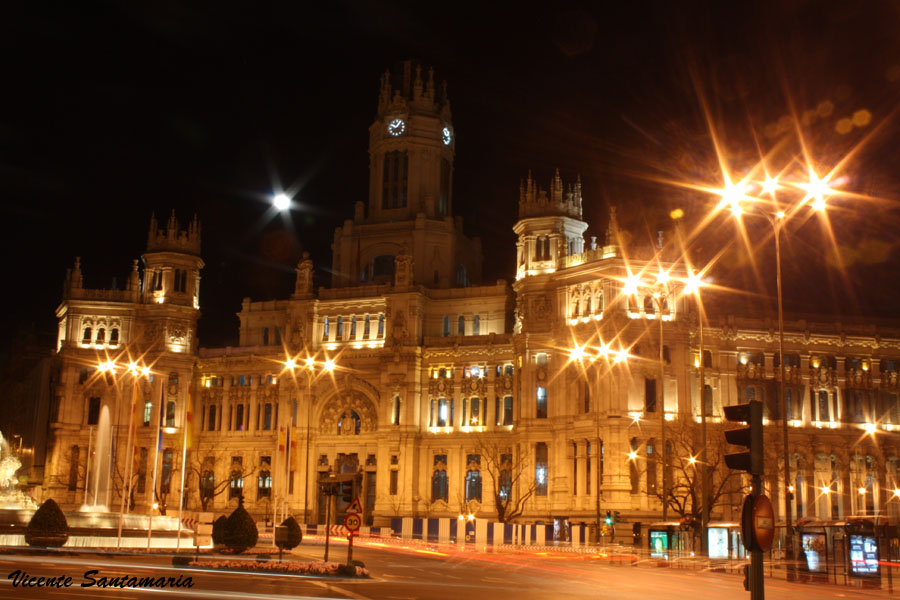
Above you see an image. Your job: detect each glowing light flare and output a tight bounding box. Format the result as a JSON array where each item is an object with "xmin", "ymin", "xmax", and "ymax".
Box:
[
  {"xmin": 893, "ymin": 489, "xmax": 900, "ymax": 498},
  {"xmin": 569, "ymin": 346, "xmax": 585, "ymax": 361},
  {"xmin": 821, "ymin": 485, "xmax": 831, "ymax": 495},
  {"xmin": 623, "ymin": 273, "xmax": 641, "ymax": 296},
  {"xmin": 613, "ymin": 349, "xmax": 629, "ymax": 364},
  {"xmin": 656, "ymin": 270, "xmax": 670, "ymax": 285},
  {"xmin": 324, "ymin": 359, "xmax": 335, "ymax": 371},
  {"xmin": 761, "ymin": 176, "xmax": 779, "ymax": 196},
  {"xmin": 273, "ymin": 193, "xmax": 291, "ymax": 210},
  {"xmin": 627, "ymin": 450, "xmax": 638, "ymax": 461},
  {"xmin": 864, "ymin": 422, "xmax": 877, "ymax": 434},
  {"xmin": 284, "ymin": 359, "xmax": 296, "ymax": 370},
  {"xmin": 682, "ymin": 271, "xmax": 704, "ymax": 296},
  {"xmin": 687, "ymin": 456, "xmax": 697, "ymax": 466}
]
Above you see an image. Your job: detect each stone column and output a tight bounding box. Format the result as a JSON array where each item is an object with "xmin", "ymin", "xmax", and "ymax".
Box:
[{"xmin": 576, "ymin": 440, "xmax": 587, "ymax": 497}]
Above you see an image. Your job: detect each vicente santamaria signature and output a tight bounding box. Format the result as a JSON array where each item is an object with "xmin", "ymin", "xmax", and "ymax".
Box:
[{"xmin": 8, "ymin": 569, "xmax": 194, "ymax": 589}]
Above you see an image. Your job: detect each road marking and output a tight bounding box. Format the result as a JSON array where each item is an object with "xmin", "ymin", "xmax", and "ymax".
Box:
[{"xmin": 310, "ymin": 579, "xmax": 375, "ymax": 600}]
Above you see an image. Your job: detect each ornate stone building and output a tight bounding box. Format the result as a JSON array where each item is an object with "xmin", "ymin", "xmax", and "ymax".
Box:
[{"xmin": 44, "ymin": 63, "xmax": 900, "ymax": 539}]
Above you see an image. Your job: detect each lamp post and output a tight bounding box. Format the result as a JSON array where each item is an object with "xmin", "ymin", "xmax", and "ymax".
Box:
[
  {"xmin": 97, "ymin": 360, "xmax": 151, "ymax": 550},
  {"xmin": 683, "ymin": 271, "xmax": 708, "ymax": 552},
  {"xmin": 652, "ymin": 271, "xmax": 673, "ymax": 523},
  {"xmin": 719, "ymin": 171, "xmax": 832, "ymax": 565},
  {"xmin": 284, "ymin": 355, "xmax": 335, "ymax": 526}
]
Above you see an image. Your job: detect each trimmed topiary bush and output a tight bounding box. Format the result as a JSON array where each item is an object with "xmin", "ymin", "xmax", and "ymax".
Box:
[
  {"xmin": 24, "ymin": 498, "xmax": 69, "ymax": 547},
  {"xmin": 212, "ymin": 515, "xmax": 227, "ymax": 546},
  {"xmin": 276, "ymin": 516, "xmax": 302, "ymax": 551},
  {"xmin": 223, "ymin": 499, "xmax": 258, "ymax": 553}
]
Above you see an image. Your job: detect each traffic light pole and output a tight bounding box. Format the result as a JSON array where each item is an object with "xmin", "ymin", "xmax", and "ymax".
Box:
[{"xmin": 750, "ymin": 472, "xmax": 764, "ymax": 600}]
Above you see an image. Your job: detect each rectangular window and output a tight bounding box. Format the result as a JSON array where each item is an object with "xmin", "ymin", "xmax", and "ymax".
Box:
[
  {"xmin": 378, "ymin": 314, "xmax": 385, "ymax": 337},
  {"xmin": 535, "ymin": 442, "xmax": 548, "ymax": 496},
  {"xmin": 165, "ymin": 401, "xmax": 176, "ymax": 427},
  {"xmin": 703, "ymin": 384, "xmax": 713, "ymax": 417},
  {"xmin": 236, "ymin": 404, "xmax": 245, "ymax": 431},
  {"xmin": 646, "ymin": 440, "xmax": 658, "ymax": 496},
  {"xmin": 363, "ymin": 315, "xmax": 370, "ymax": 338},
  {"xmin": 437, "ymin": 398, "xmax": 448, "ymax": 427},
  {"xmin": 536, "ymin": 387, "xmax": 547, "ymax": 418},
  {"xmin": 586, "ymin": 443, "xmax": 592, "ymax": 495},
  {"xmin": 161, "ymin": 449, "xmax": 173, "ymax": 493},
  {"xmin": 458, "ymin": 315, "xmax": 465, "ymax": 335},
  {"xmin": 439, "ymin": 157, "xmax": 450, "ymax": 216},
  {"xmin": 503, "ymin": 396, "xmax": 514, "ymax": 425},
  {"xmin": 350, "ymin": 316, "xmax": 357, "ymax": 338},
  {"xmin": 645, "ymin": 378, "xmax": 657, "ymax": 413},
  {"xmin": 382, "ymin": 150, "xmax": 408, "ymax": 209},
  {"xmin": 143, "ymin": 401, "xmax": 152, "ymax": 426},
  {"xmin": 323, "ymin": 317, "xmax": 330, "ymax": 340},
  {"xmin": 583, "ymin": 380, "xmax": 591, "ymax": 413},
  {"xmin": 442, "ymin": 316, "xmax": 450, "ymax": 337},
  {"xmin": 473, "ymin": 315, "xmax": 480, "ymax": 336},
  {"xmin": 818, "ymin": 390, "xmax": 829, "ymax": 421},
  {"xmin": 337, "ymin": 316, "xmax": 344, "ymax": 338},
  {"xmin": 208, "ymin": 405, "xmax": 217, "ymax": 431},
  {"xmin": 263, "ymin": 403, "xmax": 273, "ymax": 430},
  {"xmin": 390, "ymin": 469, "xmax": 398, "ymax": 495},
  {"xmin": 87, "ymin": 397, "xmax": 100, "ymax": 425}
]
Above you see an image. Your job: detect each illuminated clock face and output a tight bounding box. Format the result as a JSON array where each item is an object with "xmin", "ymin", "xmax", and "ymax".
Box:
[
  {"xmin": 442, "ymin": 127, "xmax": 452, "ymax": 146},
  {"xmin": 388, "ymin": 118, "xmax": 406, "ymax": 136}
]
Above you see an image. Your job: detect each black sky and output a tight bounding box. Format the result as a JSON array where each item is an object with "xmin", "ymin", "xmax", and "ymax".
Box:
[{"xmin": 2, "ymin": 1, "xmax": 900, "ymax": 353}]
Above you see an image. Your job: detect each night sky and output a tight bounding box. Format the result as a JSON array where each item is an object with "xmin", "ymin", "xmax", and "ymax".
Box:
[{"xmin": 3, "ymin": 1, "xmax": 900, "ymax": 355}]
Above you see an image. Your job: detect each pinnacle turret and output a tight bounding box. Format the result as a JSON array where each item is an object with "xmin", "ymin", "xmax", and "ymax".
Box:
[{"xmin": 518, "ymin": 170, "xmax": 583, "ymax": 219}]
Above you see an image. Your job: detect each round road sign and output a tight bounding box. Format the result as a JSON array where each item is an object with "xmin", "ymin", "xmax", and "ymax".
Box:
[
  {"xmin": 344, "ymin": 513, "xmax": 362, "ymax": 532},
  {"xmin": 752, "ymin": 494, "xmax": 775, "ymax": 551}
]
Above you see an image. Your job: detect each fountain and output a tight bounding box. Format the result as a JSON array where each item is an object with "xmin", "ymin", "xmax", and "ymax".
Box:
[
  {"xmin": 0, "ymin": 432, "xmax": 37, "ymax": 509},
  {"xmin": 0, "ymin": 430, "xmax": 187, "ymax": 548}
]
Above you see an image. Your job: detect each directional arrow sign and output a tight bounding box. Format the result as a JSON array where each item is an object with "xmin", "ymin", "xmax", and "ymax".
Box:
[{"xmin": 346, "ymin": 497, "xmax": 363, "ymax": 514}]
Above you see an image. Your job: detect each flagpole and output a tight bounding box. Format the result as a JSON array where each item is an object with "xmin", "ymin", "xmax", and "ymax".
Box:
[
  {"xmin": 272, "ymin": 419, "xmax": 281, "ymax": 547},
  {"xmin": 117, "ymin": 378, "xmax": 140, "ymax": 549},
  {"xmin": 176, "ymin": 385, "xmax": 190, "ymax": 551},
  {"xmin": 284, "ymin": 418, "xmax": 292, "ymax": 521},
  {"xmin": 84, "ymin": 426, "xmax": 93, "ymax": 506},
  {"xmin": 147, "ymin": 384, "xmax": 164, "ymax": 549}
]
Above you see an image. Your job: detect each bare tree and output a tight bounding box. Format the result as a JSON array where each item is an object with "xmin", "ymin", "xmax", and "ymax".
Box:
[
  {"xmin": 473, "ymin": 434, "xmax": 537, "ymax": 523},
  {"xmin": 187, "ymin": 448, "xmax": 258, "ymax": 512},
  {"xmin": 653, "ymin": 418, "xmax": 748, "ymax": 534}
]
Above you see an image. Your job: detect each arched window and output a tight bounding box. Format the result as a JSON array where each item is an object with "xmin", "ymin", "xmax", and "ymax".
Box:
[
  {"xmin": 378, "ymin": 314, "xmax": 385, "ymax": 337},
  {"xmin": 363, "ymin": 315, "xmax": 371, "ymax": 338},
  {"xmin": 323, "ymin": 317, "xmax": 330, "ymax": 340},
  {"xmin": 96, "ymin": 328, "xmax": 105, "ymax": 344},
  {"xmin": 82, "ymin": 327, "xmax": 92, "ymax": 344},
  {"xmin": 543, "ymin": 237, "xmax": 551, "ymax": 260},
  {"xmin": 457, "ymin": 315, "xmax": 465, "ymax": 335},
  {"xmin": 336, "ymin": 316, "xmax": 344, "ymax": 338},
  {"xmin": 643, "ymin": 295, "xmax": 655, "ymax": 315},
  {"xmin": 109, "ymin": 328, "xmax": 119, "ymax": 345},
  {"xmin": 262, "ymin": 327, "xmax": 269, "ymax": 346},
  {"xmin": 473, "ymin": 315, "xmax": 480, "ymax": 336},
  {"xmin": 257, "ymin": 470, "xmax": 272, "ymax": 499},
  {"xmin": 392, "ymin": 396, "xmax": 400, "ymax": 426},
  {"xmin": 465, "ymin": 454, "xmax": 482, "ymax": 502},
  {"xmin": 68, "ymin": 445, "xmax": 80, "ymax": 491},
  {"xmin": 350, "ymin": 316, "xmax": 357, "ymax": 338},
  {"xmin": 442, "ymin": 316, "xmax": 450, "ymax": 337},
  {"xmin": 229, "ymin": 461, "xmax": 244, "ymax": 499}
]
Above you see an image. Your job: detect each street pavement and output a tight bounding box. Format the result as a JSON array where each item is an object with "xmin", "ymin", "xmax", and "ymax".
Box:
[{"xmin": 1, "ymin": 538, "xmax": 895, "ymax": 600}]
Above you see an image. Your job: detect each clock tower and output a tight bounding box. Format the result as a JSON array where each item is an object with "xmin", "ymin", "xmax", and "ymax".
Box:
[
  {"xmin": 368, "ymin": 61, "xmax": 454, "ymax": 221},
  {"xmin": 331, "ymin": 61, "xmax": 481, "ymax": 288}
]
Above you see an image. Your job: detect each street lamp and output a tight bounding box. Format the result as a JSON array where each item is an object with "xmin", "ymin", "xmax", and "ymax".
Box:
[
  {"xmin": 718, "ymin": 170, "xmax": 834, "ymax": 563},
  {"xmin": 283, "ymin": 354, "xmax": 336, "ymax": 526},
  {"xmin": 104, "ymin": 359, "xmax": 152, "ymax": 549}
]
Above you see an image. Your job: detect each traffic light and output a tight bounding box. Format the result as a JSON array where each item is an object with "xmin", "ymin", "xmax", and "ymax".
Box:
[
  {"xmin": 723, "ymin": 400, "xmax": 763, "ymax": 476},
  {"xmin": 605, "ymin": 510, "xmax": 612, "ymax": 525},
  {"xmin": 341, "ymin": 482, "xmax": 353, "ymax": 504}
]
